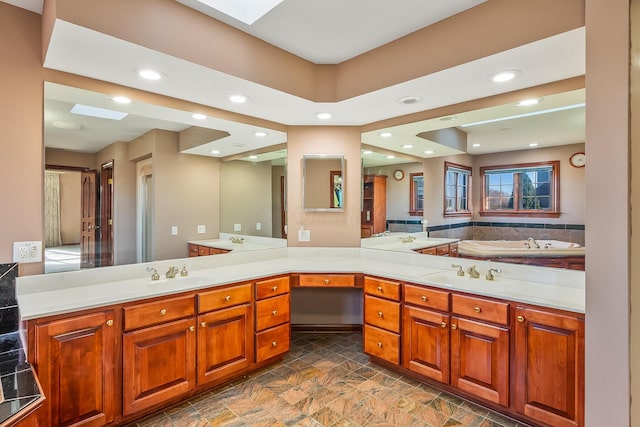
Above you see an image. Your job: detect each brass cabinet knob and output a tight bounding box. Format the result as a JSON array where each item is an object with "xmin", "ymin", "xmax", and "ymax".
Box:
[
  {"xmin": 324, "ymin": 279, "xmax": 330, "ymax": 284},
  {"xmin": 189, "ymin": 326, "xmax": 195, "ymax": 332},
  {"xmin": 377, "ymin": 311, "xmax": 383, "ymax": 317},
  {"xmin": 377, "ymin": 286, "xmax": 383, "ymax": 292},
  {"xmin": 272, "ymin": 310, "xmax": 277, "ymax": 316},
  {"xmin": 201, "ymin": 322, "xmax": 207, "ymax": 328},
  {"xmin": 517, "ymin": 315, "xmax": 525, "ymax": 323},
  {"xmin": 160, "ymin": 309, "xmax": 167, "ymax": 316},
  {"xmin": 440, "ymin": 322, "xmax": 447, "ymax": 328},
  {"xmin": 421, "ymin": 296, "xmax": 428, "ymax": 302},
  {"xmin": 272, "ymin": 285, "xmax": 278, "ymax": 291},
  {"xmin": 272, "ymin": 341, "xmax": 277, "ymax": 347},
  {"xmin": 377, "ymin": 342, "xmax": 383, "ymax": 348},
  {"xmin": 451, "ymin": 324, "xmax": 458, "ymax": 330},
  {"xmin": 225, "ymin": 295, "xmax": 231, "ymax": 302},
  {"xmin": 106, "ymin": 320, "xmax": 114, "ymax": 327},
  {"xmin": 474, "ymin": 306, "xmax": 481, "ymax": 313}
]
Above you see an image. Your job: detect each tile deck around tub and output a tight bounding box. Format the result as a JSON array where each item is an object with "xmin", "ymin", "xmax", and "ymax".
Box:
[{"xmin": 126, "ymin": 332, "xmax": 531, "ymax": 427}]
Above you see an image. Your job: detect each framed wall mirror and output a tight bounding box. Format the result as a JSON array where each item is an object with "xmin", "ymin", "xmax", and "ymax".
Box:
[{"xmin": 302, "ymin": 155, "xmax": 345, "ymax": 212}]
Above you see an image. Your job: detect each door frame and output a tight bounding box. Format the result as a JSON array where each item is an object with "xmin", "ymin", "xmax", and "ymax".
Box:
[{"xmin": 100, "ymin": 160, "xmax": 114, "ymax": 267}]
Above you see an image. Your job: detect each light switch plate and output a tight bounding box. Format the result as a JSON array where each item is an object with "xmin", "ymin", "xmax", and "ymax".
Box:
[
  {"xmin": 234, "ymin": 224, "xmax": 241, "ymax": 232},
  {"xmin": 298, "ymin": 229, "xmax": 310, "ymax": 242},
  {"xmin": 171, "ymin": 226, "xmax": 178, "ymax": 236},
  {"xmin": 256, "ymin": 222, "xmax": 261, "ymax": 231},
  {"xmin": 197, "ymin": 225, "xmax": 206, "ymax": 234}
]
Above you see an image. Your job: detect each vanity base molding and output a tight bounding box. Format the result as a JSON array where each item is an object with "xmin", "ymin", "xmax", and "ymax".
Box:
[{"xmin": 291, "ymin": 324, "xmax": 362, "ymax": 333}]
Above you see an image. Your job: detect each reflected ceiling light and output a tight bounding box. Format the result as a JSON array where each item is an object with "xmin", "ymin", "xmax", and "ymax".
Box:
[
  {"xmin": 472, "ymin": 143, "xmax": 481, "ymax": 147},
  {"xmin": 249, "ymin": 155, "xmax": 259, "ymax": 159},
  {"xmin": 70, "ymin": 104, "xmax": 127, "ymax": 120},
  {"xmin": 489, "ymin": 70, "xmax": 521, "ymax": 83},
  {"xmin": 424, "ymin": 150, "xmax": 434, "ymax": 154},
  {"xmin": 136, "ymin": 68, "xmax": 164, "ymax": 80},
  {"xmin": 315, "ymin": 112, "xmax": 332, "ymax": 120},
  {"xmin": 254, "ymin": 131, "xmax": 268, "ymax": 137},
  {"xmin": 402, "ymin": 144, "xmax": 414, "ymax": 149},
  {"xmin": 440, "ymin": 116, "xmax": 457, "ymax": 122},
  {"xmin": 397, "ymin": 96, "xmax": 422, "ymax": 105},
  {"xmin": 192, "ymin": 113, "xmax": 207, "ymax": 120},
  {"xmin": 210, "ymin": 150, "xmax": 220, "ymax": 154},
  {"xmin": 52, "ymin": 121, "xmax": 83, "ymax": 130},
  {"xmin": 517, "ymin": 98, "xmax": 541, "ymax": 106},
  {"xmin": 362, "ymin": 150, "xmax": 372, "ymax": 155},
  {"xmin": 529, "ymin": 142, "xmax": 539, "ymax": 147},
  {"xmin": 379, "ymin": 132, "xmax": 392, "ymax": 138},
  {"xmin": 110, "ymin": 96, "xmax": 131, "ymax": 104},
  {"xmin": 229, "ymin": 94, "xmax": 249, "ymax": 103},
  {"xmin": 386, "ymin": 155, "xmax": 395, "ymax": 159},
  {"xmin": 461, "ymin": 103, "xmax": 585, "ymax": 127}
]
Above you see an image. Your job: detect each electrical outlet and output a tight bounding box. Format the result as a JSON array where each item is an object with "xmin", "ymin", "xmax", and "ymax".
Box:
[
  {"xmin": 256, "ymin": 222, "xmax": 261, "ymax": 231},
  {"xmin": 197, "ymin": 225, "xmax": 206, "ymax": 234},
  {"xmin": 171, "ymin": 226, "xmax": 178, "ymax": 236},
  {"xmin": 13, "ymin": 241, "xmax": 42, "ymax": 263},
  {"xmin": 234, "ymin": 224, "xmax": 241, "ymax": 232}
]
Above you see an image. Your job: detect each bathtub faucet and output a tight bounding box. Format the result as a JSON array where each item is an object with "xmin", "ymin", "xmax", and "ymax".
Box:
[
  {"xmin": 451, "ymin": 264, "xmax": 464, "ymax": 276},
  {"xmin": 486, "ymin": 268, "xmax": 502, "ymax": 281},
  {"xmin": 527, "ymin": 237, "xmax": 540, "ymax": 249}
]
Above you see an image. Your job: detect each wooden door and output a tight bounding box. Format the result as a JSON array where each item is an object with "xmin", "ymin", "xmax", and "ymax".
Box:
[
  {"xmin": 197, "ymin": 304, "xmax": 253, "ymax": 386},
  {"xmin": 402, "ymin": 306, "xmax": 450, "ymax": 383},
  {"xmin": 515, "ymin": 307, "xmax": 584, "ymax": 427},
  {"xmin": 123, "ymin": 318, "xmax": 196, "ymax": 416},
  {"xmin": 100, "ymin": 161, "xmax": 114, "ymax": 267},
  {"xmin": 34, "ymin": 310, "xmax": 117, "ymax": 427},
  {"xmin": 80, "ymin": 170, "xmax": 98, "ymax": 269},
  {"xmin": 450, "ymin": 317, "xmax": 509, "ymax": 407}
]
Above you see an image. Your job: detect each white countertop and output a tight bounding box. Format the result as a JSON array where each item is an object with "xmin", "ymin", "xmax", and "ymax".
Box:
[
  {"xmin": 189, "ymin": 233, "xmax": 288, "ymax": 252},
  {"xmin": 16, "ymin": 247, "xmax": 585, "ymax": 320},
  {"xmin": 360, "ymin": 233, "xmax": 459, "ymax": 252}
]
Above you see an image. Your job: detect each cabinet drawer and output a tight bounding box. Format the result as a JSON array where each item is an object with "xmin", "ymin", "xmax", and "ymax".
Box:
[
  {"xmin": 256, "ymin": 294, "xmax": 290, "ymax": 331},
  {"xmin": 363, "ymin": 324, "xmax": 399, "ymax": 365},
  {"xmin": 364, "ymin": 277, "xmax": 400, "ymax": 301},
  {"xmin": 198, "ymin": 283, "xmax": 252, "ymax": 313},
  {"xmin": 188, "ymin": 244, "xmax": 199, "ymax": 257},
  {"xmin": 404, "ymin": 284, "xmax": 450, "ymax": 312},
  {"xmin": 436, "ymin": 244, "xmax": 450, "ymax": 256},
  {"xmin": 209, "ymin": 247, "xmax": 230, "ymax": 255},
  {"xmin": 124, "ymin": 295, "xmax": 195, "ymax": 331},
  {"xmin": 364, "ymin": 295, "xmax": 400, "ymax": 333},
  {"xmin": 298, "ymin": 274, "xmax": 355, "ymax": 288},
  {"xmin": 256, "ymin": 276, "xmax": 290, "ymax": 300},
  {"xmin": 452, "ymin": 294, "xmax": 509, "ymax": 325},
  {"xmin": 256, "ymin": 323, "xmax": 290, "ymax": 362},
  {"xmin": 449, "ymin": 243, "xmax": 459, "ymax": 257},
  {"xmin": 198, "ymin": 245, "xmax": 210, "ymax": 256}
]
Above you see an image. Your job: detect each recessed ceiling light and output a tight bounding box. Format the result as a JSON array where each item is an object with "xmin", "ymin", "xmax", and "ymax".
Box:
[
  {"xmin": 362, "ymin": 150, "xmax": 372, "ymax": 155},
  {"xmin": 110, "ymin": 96, "xmax": 131, "ymax": 104},
  {"xmin": 386, "ymin": 155, "xmax": 395, "ymax": 159},
  {"xmin": 380, "ymin": 132, "xmax": 392, "ymax": 138},
  {"xmin": 249, "ymin": 155, "xmax": 259, "ymax": 159},
  {"xmin": 517, "ymin": 98, "xmax": 541, "ymax": 107},
  {"xmin": 489, "ymin": 70, "xmax": 521, "ymax": 83},
  {"xmin": 402, "ymin": 144, "xmax": 414, "ymax": 149},
  {"xmin": 136, "ymin": 68, "xmax": 164, "ymax": 80},
  {"xmin": 472, "ymin": 143, "xmax": 481, "ymax": 148},
  {"xmin": 397, "ymin": 96, "xmax": 422, "ymax": 105},
  {"xmin": 192, "ymin": 113, "xmax": 207, "ymax": 120},
  {"xmin": 229, "ymin": 94, "xmax": 249, "ymax": 104},
  {"xmin": 70, "ymin": 104, "xmax": 128, "ymax": 120},
  {"xmin": 529, "ymin": 143, "xmax": 539, "ymax": 147},
  {"xmin": 315, "ymin": 112, "xmax": 332, "ymax": 120},
  {"xmin": 52, "ymin": 121, "xmax": 83, "ymax": 130},
  {"xmin": 424, "ymin": 150, "xmax": 434, "ymax": 155},
  {"xmin": 210, "ymin": 150, "xmax": 220, "ymax": 154},
  {"xmin": 254, "ymin": 131, "xmax": 268, "ymax": 137}
]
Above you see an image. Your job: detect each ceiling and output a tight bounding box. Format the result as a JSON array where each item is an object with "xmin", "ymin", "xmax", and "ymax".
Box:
[{"xmin": 9, "ymin": 0, "xmax": 585, "ymax": 163}]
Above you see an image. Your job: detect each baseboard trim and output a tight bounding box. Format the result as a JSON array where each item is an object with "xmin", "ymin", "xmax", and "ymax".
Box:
[{"xmin": 291, "ymin": 324, "xmax": 362, "ymax": 334}]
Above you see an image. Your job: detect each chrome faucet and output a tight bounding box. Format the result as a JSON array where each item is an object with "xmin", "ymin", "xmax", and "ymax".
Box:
[
  {"xmin": 467, "ymin": 265, "xmax": 480, "ymax": 279},
  {"xmin": 166, "ymin": 266, "xmax": 179, "ymax": 279},
  {"xmin": 451, "ymin": 264, "xmax": 464, "ymax": 276},
  {"xmin": 229, "ymin": 236, "xmax": 245, "ymax": 244},
  {"xmin": 146, "ymin": 267, "xmax": 160, "ymax": 281},
  {"xmin": 486, "ymin": 268, "xmax": 502, "ymax": 281},
  {"xmin": 527, "ymin": 237, "xmax": 540, "ymax": 249}
]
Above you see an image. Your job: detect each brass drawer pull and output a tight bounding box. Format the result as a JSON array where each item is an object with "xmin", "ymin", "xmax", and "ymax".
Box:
[
  {"xmin": 272, "ymin": 341, "xmax": 277, "ymax": 347},
  {"xmin": 377, "ymin": 311, "xmax": 383, "ymax": 317},
  {"xmin": 272, "ymin": 285, "xmax": 278, "ymax": 291},
  {"xmin": 517, "ymin": 315, "xmax": 525, "ymax": 323},
  {"xmin": 225, "ymin": 295, "xmax": 231, "ymax": 302},
  {"xmin": 421, "ymin": 296, "xmax": 428, "ymax": 302},
  {"xmin": 160, "ymin": 309, "xmax": 167, "ymax": 316},
  {"xmin": 377, "ymin": 286, "xmax": 383, "ymax": 292},
  {"xmin": 440, "ymin": 322, "xmax": 447, "ymax": 328},
  {"xmin": 451, "ymin": 324, "xmax": 458, "ymax": 330},
  {"xmin": 272, "ymin": 310, "xmax": 277, "ymax": 316},
  {"xmin": 324, "ymin": 279, "xmax": 330, "ymax": 284},
  {"xmin": 377, "ymin": 342, "xmax": 383, "ymax": 348},
  {"xmin": 474, "ymin": 306, "xmax": 481, "ymax": 313},
  {"xmin": 106, "ymin": 320, "xmax": 114, "ymax": 327},
  {"xmin": 201, "ymin": 322, "xmax": 207, "ymax": 328},
  {"xmin": 189, "ymin": 326, "xmax": 195, "ymax": 332}
]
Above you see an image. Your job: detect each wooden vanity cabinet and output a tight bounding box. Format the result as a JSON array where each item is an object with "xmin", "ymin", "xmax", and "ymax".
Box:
[
  {"xmin": 33, "ymin": 309, "xmax": 118, "ymax": 427},
  {"xmin": 514, "ymin": 306, "xmax": 584, "ymax": 427},
  {"xmin": 361, "ymin": 175, "xmax": 387, "ymax": 238},
  {"xmin": 255, "ymin": 276, "xmax": 290, "ymax": 362},
  {"xmin": 363, "ymin": 277, "xmax": 401, "ymax": 365},
  {"xmin": 188, "ymin": 244, "xmax": 230, "ymax": 257}
]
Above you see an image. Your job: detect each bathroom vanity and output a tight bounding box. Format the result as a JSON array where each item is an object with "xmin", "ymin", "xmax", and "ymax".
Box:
[{"xmin": 16, "ymin": 248, "xmax": 584, "ymax": 427}]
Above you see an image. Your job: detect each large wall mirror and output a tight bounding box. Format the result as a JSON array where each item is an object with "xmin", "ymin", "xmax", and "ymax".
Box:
[
  {"xmin": 302, "ymin": 155, "xmax": 345, "ymax": 212},
  {"xmin": 43, "ymin": 82, "xmax": 287, "ymax": 273}
]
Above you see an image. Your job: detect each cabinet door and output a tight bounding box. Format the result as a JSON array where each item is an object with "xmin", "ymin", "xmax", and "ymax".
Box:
[
  {"xmin": 197, "ymin": 304, "xmax": 253, "ymax": 386},
  {"xmin": 450, "ymin": 317, "xmax": 509, "ymax": 407},
  {"xmin": 515, "ymin": 307, "xmax": 584, "ymax": 427},
  {"xmin": 34, "ymin": 310, "xmax": 117, "ymax": 427},
  {"xmin": 402, "ymin": 306, "xmax": 450, "ymax": 384},
  {"xmin": 123, "ymin": 318, "xmax": 196, "ymax": 416}
]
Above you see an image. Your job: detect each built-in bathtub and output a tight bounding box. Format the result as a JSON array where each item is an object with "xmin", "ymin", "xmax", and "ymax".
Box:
[{"xmin": 457, "ymin": 240, "xmax": 585, "ymax": 270}]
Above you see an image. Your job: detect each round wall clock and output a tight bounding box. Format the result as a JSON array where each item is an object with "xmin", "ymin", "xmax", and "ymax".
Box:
[
  {"xmin": 569, "ymin": 152, "xmax": 586, "ymax": 168},
  {"xmin": 393, "ymin": 170, "xmax": 405, "ymax": 180}
]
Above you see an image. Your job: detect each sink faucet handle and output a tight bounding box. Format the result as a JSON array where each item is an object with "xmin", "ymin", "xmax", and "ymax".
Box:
[
  {"xmin": 180, "ymin": 265, "xmax": 189, "ymax": 277},
  {"xmin": 467, "ymin": 265, "xmax": 480, "ymax": 278},
  {"xmin": 451, "ymin": 264, "xmax": 464, "ymax": 276},
  {"xmin": 486, "ymin": 268, "xmax": 502, "ymax": 281},
  {"xmin": 146, "ymin": 267, "xmax": 160, "ymax": 281}
]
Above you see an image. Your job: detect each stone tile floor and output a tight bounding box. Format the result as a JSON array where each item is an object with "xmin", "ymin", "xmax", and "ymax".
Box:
[{"xmin": 127, "ymin": 332, "xmax": 531, "ymax": 427}]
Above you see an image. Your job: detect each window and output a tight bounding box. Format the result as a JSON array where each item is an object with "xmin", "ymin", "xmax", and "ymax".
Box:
[
  {"xmin": 444, "ymin": 162, "xmax": 471, "ymax": 217},
  {"xmin": 409, "ymin": 173, "xmax": 424, "ymax": 216},
  {"xmin": 480, "ymin": 161, "xmax": 560, "ymax": 217}
]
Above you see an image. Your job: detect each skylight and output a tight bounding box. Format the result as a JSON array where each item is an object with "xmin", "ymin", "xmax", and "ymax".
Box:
[
  {"xmin": 461, "ymin": 103, "xmax": 585, "ymax": 128},
  {"xmin": 70, "ymin": 104, "xmax": 128, "ymax": 121},
  {"xmin": 193, "ymin": 0, "xmax": 283, "ymax": 25}
]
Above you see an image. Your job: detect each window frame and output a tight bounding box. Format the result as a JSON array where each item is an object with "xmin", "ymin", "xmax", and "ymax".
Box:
[
  {"xmin": 409, "ymin": 172, "xmax": 424, "ymax": 216},
  {"xmin": 479, "ymin": 160, "xmax": 560, "ymax": 218},
  {"xmin": 443, "ymin": 162, "xmax": 472, "ymax": 218}
]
